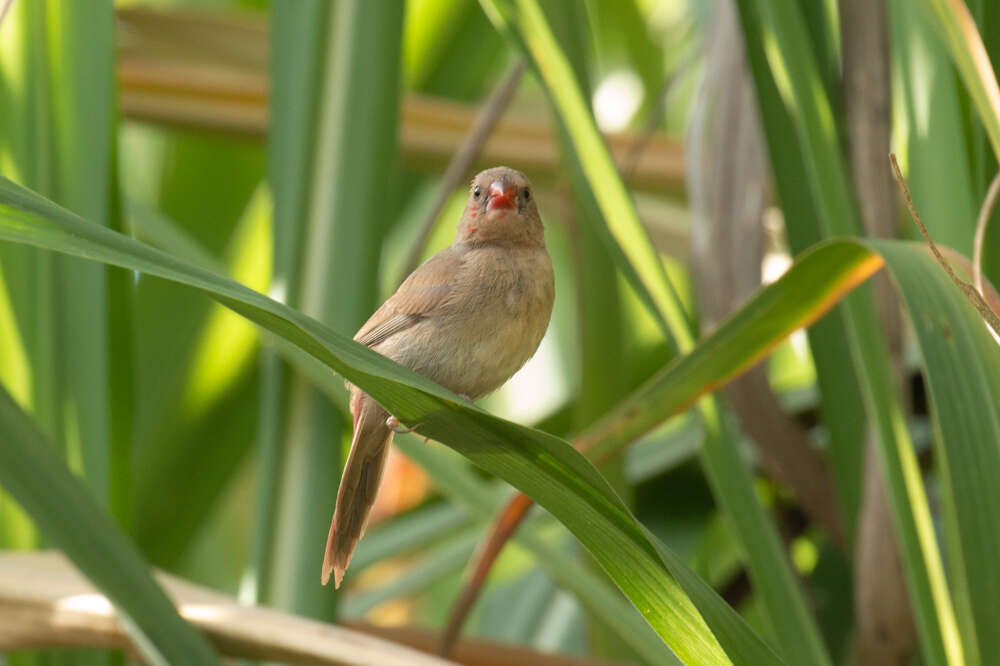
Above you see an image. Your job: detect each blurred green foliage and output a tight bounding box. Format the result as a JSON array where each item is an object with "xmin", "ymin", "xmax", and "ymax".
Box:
[{"xmin": 3, "ymin": 0, "xmax": 1000, "ymax": 664}]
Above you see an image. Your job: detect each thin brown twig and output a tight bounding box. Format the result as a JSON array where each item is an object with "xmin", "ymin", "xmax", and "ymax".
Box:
[
  {"xmin": 973, "ymin": 170, "xmax": 1000, "ymax": 296},
  {"xmin": 400, "ymin": 60, "xmax": 526, "ymax": 281},
  {"xmin": 890, "ymin": 153, "xmax": 1000, "ymax": 337},
  {"xmin": 438, "ymin": 425, "xmax": 622, "ymax": 657},
  {"xmin": 941, "ymin": 245, "xmax": 1000, "ymax": 320},
  {"xmin": 437, "ymin": 493, "xmax": 535, "ymax": 657}
]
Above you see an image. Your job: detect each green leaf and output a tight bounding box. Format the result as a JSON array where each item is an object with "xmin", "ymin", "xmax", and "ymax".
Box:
[
  {"xmin": 920, "ymin": 0, "xmax": 1000, "ymax": 161},
  {"xmin": 539, "ymin": 8, "xmax": 634, "ymax": 657},
  {"xmin": 874, "ymin": 241, "xmax": 1000, "ymax": 664},
  {"xmin": 479, "ymin": 2, "xmax": 831, "ymax": 663},
  {"xmin": 0, "ymin": 383, "xmax": 218, "ymax": 665},
  {"xmin": 738, "ymin": 2, "xmax": 965, "ymax": 662},
  {"xmin": 889, "ymin": 0, "xmax": 978, "ymax": 256},
  {"xmin": 0, "ymin": 177, "xmax": 755, "ymax": 664},
  {"xmin": 392, "ymin": 436, "xmax": 685, "ymax": 666},
  {"xmin": 46, "ymin": 0, "xmax": 117, "ymax": 509},
  {"xmin": 478, "ymin": 0, "xmax": 689, "ymax": 346},
  {"xmin": 577, "ymin": 242, "xmax": 883, "ymax": 462},
  {"xmin": 912, "ymin": 23, "xmax": 1000, "ymax": 659},
  {"xmin": 740, "ymin": 0, "xmax": 867, "ymax": 534},
  {"xmin": 11, "ymin": 171, "xmax": 997, "ymax": 666},
  {"xmin": 261, "ymin": 0, "xmax": 406, "ymax": 623},
  {"xmin": 0, "ymin": 0, "xmax": 120, "ymax": 539}
]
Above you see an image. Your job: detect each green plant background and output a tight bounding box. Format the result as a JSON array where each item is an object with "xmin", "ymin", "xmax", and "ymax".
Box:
[{"xmin": 1, "ymin": 0, "xmax": 999, "ymax": 664}]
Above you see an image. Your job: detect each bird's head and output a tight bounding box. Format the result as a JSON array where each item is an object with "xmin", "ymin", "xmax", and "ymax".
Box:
[{"xmin": 456, "ymin": 167, "xmax": 544, "ymax": 247}]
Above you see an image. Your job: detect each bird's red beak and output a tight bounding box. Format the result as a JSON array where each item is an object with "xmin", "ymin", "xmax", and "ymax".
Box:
[{"xmin": 486, "ymin": 180, "xmax": 516, "ymax": 211}]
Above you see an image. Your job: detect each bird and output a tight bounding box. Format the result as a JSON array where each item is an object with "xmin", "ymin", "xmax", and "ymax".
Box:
[{"xmin": 322, "ymin": 166, "xmax": 555, "ymax": 588}]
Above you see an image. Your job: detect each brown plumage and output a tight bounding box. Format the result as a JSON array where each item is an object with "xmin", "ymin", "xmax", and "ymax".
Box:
[{"xmin": 322, "ymin": 167, "xmax": 555, "ymax": 587}]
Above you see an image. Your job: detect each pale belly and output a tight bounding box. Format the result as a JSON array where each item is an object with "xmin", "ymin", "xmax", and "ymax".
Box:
[
  {"xmin": 434, "ymin": 306, "xmax": 548, "ymax": 397},
  {"xmin": 376, "ymin": 249, "xmax": 554, "ymax": 399}
]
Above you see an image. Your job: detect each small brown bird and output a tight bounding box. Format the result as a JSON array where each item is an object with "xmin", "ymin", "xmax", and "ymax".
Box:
[{"xmin": 322, "ymin": 167, "xmax": 555, "ymax": 587}]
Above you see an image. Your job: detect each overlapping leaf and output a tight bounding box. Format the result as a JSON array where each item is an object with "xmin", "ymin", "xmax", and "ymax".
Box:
[
  {"xmin": 0, "ymin": 176, "xmax": 750, "ymax": 664},
  {"xmin": 4, "ymin": 163, "xmax": 999, "ymax": 666}
]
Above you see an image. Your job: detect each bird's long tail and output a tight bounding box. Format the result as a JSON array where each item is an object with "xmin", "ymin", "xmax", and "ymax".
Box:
[{"xmin": 322, "ymin": 392, "xmax": 392, "ymax": 588}]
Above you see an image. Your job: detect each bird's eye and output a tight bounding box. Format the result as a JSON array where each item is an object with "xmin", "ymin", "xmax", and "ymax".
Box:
[
  {"xmin": 473, "ymin": 186, "xmax": 482, "ymax": 198},
  {"xmin": 523, "ymin": 188, "xmax": 531, "ymax": 201}
]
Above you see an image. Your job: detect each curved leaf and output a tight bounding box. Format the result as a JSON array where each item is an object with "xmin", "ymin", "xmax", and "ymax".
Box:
[
  {"xmin": 478, "ymin": 0, "xmax": 689, "ymax": 345},
  {"xmin": 476, "ymin": 2, "xmax": 832, "ymax": 663},
  {"xmin": 392, "ymin": 436, "xmax": 684, "ymax": 666},
  {"xmin": 0, "ymin": 178, "xmax": 752, "ymax": 664},
  {"xmin": 739, "ymin": 2, "xmax": 963, "ymax": 662},
  {"xmin": 874, "ymin": 239, "xmax": 1000, "ymax": 664},
  {"xmin": 0, "ymin": 385, "xmax": 218, "ymax": 665},
  {"xmin": 5, "ymin": 173, "xmax": 996, "ymax": 666},
  {"xmin": 578, "ymin": 242, "xmax": 883, "ymax": 460},
  {"xmin": 587, "ymin": 237, "xmax": 1000, "ymax": 666}
]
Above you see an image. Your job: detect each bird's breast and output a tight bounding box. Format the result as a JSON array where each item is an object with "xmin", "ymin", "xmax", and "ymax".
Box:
[{"xmin": 383, "ymin": 246, "xmax": 554, "ymax": 399}]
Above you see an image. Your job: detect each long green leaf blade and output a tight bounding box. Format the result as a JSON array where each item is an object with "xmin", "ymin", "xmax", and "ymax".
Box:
[
  {"xmin": 0, "ymin": 176, "xmax": 748, "ymax": 665},
  {"xmin": 8, "ymin": 156, "xmax": 998, "ymax": 666},
  {"xmin": 0, "ymin": 384, "xmax": 218, "ymax": 665},
  {"xmin": 921, "ymin": 0, "xmax": 1000, "ymax": 160},
  {"xmin": 739, "ymin": 2, "xmax": 964, "ymax": 662},
  {"xmin": 266, "ymin": 0, "xmax": 405, "ymax": 622},
  {"xmin": 479, "ymin": 2, "xmax": 831, "ymax": 663},
  {"xmin": 254, "ymin": 0, "xmax": 334, "ymax": 617},
  {"xmin": 393, "ymin": 436, "xmax": 683, "ymax": 666},
  {"xmin": 875, "ymin": 240, "xmax": 1000, "ymax": 663},
  {"xmin": 479, "ymin": 0, "xmax": 688, "ymax": 345}
]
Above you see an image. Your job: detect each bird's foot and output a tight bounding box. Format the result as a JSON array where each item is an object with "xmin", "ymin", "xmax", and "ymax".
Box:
[{"xmin": 385, "ymin": 415, "xmax": 417, "ymax": 434}]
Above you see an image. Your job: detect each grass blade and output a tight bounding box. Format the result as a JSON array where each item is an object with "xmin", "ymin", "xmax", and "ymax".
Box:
[
  {"xmin": 253, "ymin": 0, "xmax": 334, "ymax": 618},
  {"xmin": 738, "ymin": 2, "xmax": 964, "ymax": 662},
  {"xmin": 11, "ymin": 180, "xmax": 987, "ymax": 665},
  {"xmin": 47, "ymin": 0, "xmax": 117, "ymax": 508},
  {"xmin": 479, "ymin": 2, "xmax": 832, "ymax": 663},
  {"xmin": 540, "ymin": 5, "xmax": 632, "ymax": 658},
  {"xmin": 874, "ymin": 239, "xmax": 1000, "ymax": 664},
  {"xmin": 0, "ymin": 175, "xmax": 769, "ymax": 665},
  {"xmin": 921, "ymin": 0, "xmax": 1000, "ymax": 159},
  {"xmin": 478, "ymin": 0, "xmax": 687, "ymax": 344},
  {"xmin": 392, "ymin": 436, "xmax": 684, "ymax": 666},
  {"xmin": 265, "ymin": 0, "xmax": 405, "ymax": 622},
  {"xmin": 0, "ymin": 384, "xmax": 218, "ymax": 664}
]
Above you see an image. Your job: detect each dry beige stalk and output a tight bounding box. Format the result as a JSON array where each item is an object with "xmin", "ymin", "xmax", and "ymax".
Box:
[
  {"xmin": 115, "ymin": 7, "xmax": 683, "ymax": 198},
  {"xmin": 840, "ymin": 0, "xmax": 917, "ymax": 662},
  {"xmin": 0, "ymin": 551, "xmax": 625, "ymax": 666}
]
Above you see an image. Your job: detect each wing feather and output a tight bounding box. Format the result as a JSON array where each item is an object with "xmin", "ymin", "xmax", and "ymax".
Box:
[{"xmin": 354, "ymin": 247, "xmax": 463, "ymax": 348}]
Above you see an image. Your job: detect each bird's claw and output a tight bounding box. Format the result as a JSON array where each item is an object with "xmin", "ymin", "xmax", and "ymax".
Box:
[
  {"xmin": 385, "ymin": 395, "xmax": 473, "ymax": 435},
  {"xmin": 385, "ymin": 415, "xmax": 417, "ymax": 434}
]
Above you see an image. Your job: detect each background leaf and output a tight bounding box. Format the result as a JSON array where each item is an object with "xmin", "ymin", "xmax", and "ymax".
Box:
[{"xmin": 0, "ymin": 384, "xmax": 218, "ymax": 664}]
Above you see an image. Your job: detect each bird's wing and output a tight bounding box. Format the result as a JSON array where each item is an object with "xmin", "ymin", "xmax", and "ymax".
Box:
[{"xmin": 354, "ymin": 246, "xmax": 462, "ymax": 348}]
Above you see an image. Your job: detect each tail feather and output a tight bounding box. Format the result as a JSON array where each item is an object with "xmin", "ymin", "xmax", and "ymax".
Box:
[{"xmin": 322, "ymin": 393, "xmax": 393, "ymax": 587}]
